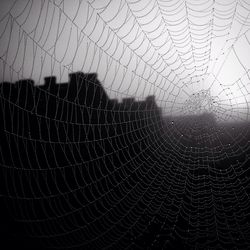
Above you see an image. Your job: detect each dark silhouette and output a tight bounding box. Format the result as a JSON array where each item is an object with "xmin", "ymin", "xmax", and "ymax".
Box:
[
  {"xmin": 0, "ymin": 72, "xmax": 250, "ymax": 249},
  {"xmin": 0, "ymin": 72, "xmax": 163, "ymax": 249}
]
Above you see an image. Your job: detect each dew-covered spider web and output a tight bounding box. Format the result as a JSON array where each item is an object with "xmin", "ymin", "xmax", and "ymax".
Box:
[{"xmin": 1, "ymin": 0, "xmax": 250, "ymax": 249}]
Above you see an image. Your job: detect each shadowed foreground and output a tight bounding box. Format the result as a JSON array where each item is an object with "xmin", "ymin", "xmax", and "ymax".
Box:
[{"xmin": 0, "ymin": 72, "xmax": 250, "ymax": 249}]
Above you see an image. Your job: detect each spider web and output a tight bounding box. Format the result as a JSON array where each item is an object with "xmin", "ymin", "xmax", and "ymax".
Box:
[{"xmin": 0, "ymin": 0, "xmax": 250, "ymax": 249}]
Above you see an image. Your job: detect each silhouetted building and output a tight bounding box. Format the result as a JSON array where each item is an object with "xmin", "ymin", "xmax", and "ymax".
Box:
[
  {"xmin": 1, "ymin": 71, "xmax": 250, "ymax": 250},
  {"xmin": 0, "ymin": 71, "xmax": 163, "ymax": 144},
  {"xmin": 43, "ymin": 76, "xmax": 56, "ymax": 92}
]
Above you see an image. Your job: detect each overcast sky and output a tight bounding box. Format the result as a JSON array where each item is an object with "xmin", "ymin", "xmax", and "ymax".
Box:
[{"xmin": 1, "ymin": 0, "xmax": 250, "ymax": 121}]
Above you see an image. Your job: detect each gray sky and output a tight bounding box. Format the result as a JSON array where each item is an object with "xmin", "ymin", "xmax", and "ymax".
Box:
[{"xmin": 1, "ymin": 0, "xmax": 250, "ymax": 121}]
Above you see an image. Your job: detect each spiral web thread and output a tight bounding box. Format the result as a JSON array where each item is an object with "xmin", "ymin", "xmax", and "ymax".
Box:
[{"xmin": 0, "ymin": 0, "xmax": 250, "ymax": 249}]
